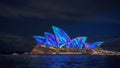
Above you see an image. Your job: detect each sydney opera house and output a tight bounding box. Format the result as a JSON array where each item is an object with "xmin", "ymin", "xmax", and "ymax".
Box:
[{"xmin": 33, "ymin": 26, "xmax": 104, "ymax": 51}]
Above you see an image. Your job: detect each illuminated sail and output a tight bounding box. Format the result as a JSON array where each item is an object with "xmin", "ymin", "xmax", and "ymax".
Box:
[
  {"xmin": 84, "ymin": 43, "xmax": 90, "ymax": 49},
  {"xmin": 44, "ymin": 32, "xmax": 58, "ymax": 48},
  {"xmin": 33, "ymin": 36, "xmax": 46, "ymax": 46},
  {"xmin": 90, "ymin": 42, "xmax": 104, "ymax": 49},
  {"xmin": 52, "ymin": 26, "xmax": 71, "ymax": 47},
  {"xmin": 68, "ymin": 37, "xmax": 87, "ymax": 49},
  {"xmin": 33, "ymin": 26, "xmax": 104, "ymax": 50},
  {"xmin": 84, "ymin": 42, "xmax": 104, "ymax": 50}
]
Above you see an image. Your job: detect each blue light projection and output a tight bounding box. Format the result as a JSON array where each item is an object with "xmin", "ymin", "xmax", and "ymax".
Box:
[
  {"xmin": 84, "ymin": 42, "xmax": 104, "ymax": 50},
  {"xmin": 84, "ymin": 43, "xmax": 90, "ymax": 49},
  {"xmin": 33, "ymin": 26, "xmax": 104, "ymax": 50},
  {"xmin": 33, "ymin": 36, "xmax": 46, "ymax": 46},
  {"xmin": 44, "ymin": 32, "xmax": 58, "ymax": 48},
  {"xmin": 68, "ymin": 37, "xmax": 87, "ymax": 49},
  {"xmin": 90, "ymin": 42, "xmax": 104, "ymax": 50},
  {"xmin": 52, "ymin": 26, "xmax": 71, "ymax": 46},
  {"xmin": 78, "ymin": 37, "xmax": 87, "ymax": 49}
]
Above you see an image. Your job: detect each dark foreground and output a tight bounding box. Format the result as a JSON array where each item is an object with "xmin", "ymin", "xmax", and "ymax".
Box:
[{"xmin": 0, "ymin": 55, "xmax": 119, "ymax": 68}]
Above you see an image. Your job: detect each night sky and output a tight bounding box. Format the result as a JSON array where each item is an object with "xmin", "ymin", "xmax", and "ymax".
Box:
[{"xmin": 0, "ymin": 0, "xmax": 120, "ymax": 53}]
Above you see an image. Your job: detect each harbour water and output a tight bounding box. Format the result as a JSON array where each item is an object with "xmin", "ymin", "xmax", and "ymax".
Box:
[{"xmin": 0, "ymin": 55, "xmax": 119, "ymax": 68}]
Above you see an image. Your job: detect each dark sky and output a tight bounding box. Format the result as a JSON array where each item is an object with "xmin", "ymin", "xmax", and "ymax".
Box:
[{"xmin": 0, "ymin": 0, "xmax": 120, "ymax": 52}]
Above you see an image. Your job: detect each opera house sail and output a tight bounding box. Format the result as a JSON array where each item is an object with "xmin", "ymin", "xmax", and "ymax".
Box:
[
  {"xmin": 52, "ymin": 26, "xmax": 71, "ymax": 48},
  {"xmin": 84, "ymin": 42, "xmax": 104, "ymax": 50},
  {"xmin": 33, "ymin": 36, "xmax": 46, "ymax": 46},
  {"xmin": 33, "ymin": 26, "xmax": 104, "ymax": 50},
  {"xmin": 44, "ymin": 32, "xmax": 58, "ymax": 48},
  {"xmin": 68, "ymin": 37, "xmax": 87, "ymax": 49}
]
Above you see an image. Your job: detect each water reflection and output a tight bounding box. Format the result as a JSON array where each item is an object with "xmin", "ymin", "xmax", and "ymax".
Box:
[
  {"xmin": 0, "ymin": 55, "xmax": 119, "ymax": 68},
  {"xmin": 34, "ymin": 55, "xmax": 107, "ymax": 68}
]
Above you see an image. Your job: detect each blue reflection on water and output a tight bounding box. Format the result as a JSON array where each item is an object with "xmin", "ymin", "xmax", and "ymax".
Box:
[
  {"xmin": 35, "ymin": 55, "xmax": 107, "ymax": 68},
  {"xmin": 0, "ymin": 55, "xmax": 119, "ymax": 68}
]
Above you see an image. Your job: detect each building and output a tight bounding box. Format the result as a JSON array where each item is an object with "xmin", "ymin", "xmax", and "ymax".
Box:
[{"xmin": 33, "ymin": 26, "xmax": 104, "ymax": 50}]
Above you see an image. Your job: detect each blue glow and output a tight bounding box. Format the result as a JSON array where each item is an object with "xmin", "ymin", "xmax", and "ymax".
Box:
[
  {"xmin": 84, "ymin": 43, "xmax": 90, "ymax": 49},
  {"xmin": 44, "ymin": 32, "xmax": 58, "ymax": 48},
  {"xmin": 68, "ymin": 37, "xmax": 87, "ymax": 49},
  {"xmin": 33, "ymin": 36, "xmax": 46, "ymax": 46},
  {"xmin": 90, "ymin": 42, "xmax": 104, "ymax": 49},
  {"xmin": 94, "ymin": 42, "xmax": 104, "ymax": 46},
  {"xmin": 33, "ymin": 26, "xmax": 104, "ymax": 49},
  {"xmin": 84, "ymin": 42, "xmax": 104, "ymax": 50},
  {"xmin": 78, "ymin": 37, "xmax": 87, "ymax": 49},
  {"xmin": 52, "ymin": 26, "xmax": 71, "ymax": 47}
]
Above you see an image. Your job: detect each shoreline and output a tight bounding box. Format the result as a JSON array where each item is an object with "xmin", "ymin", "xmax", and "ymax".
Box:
[{"xmin": 0, "ymin": 53, "xmax": 120, "ymax": 56}]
